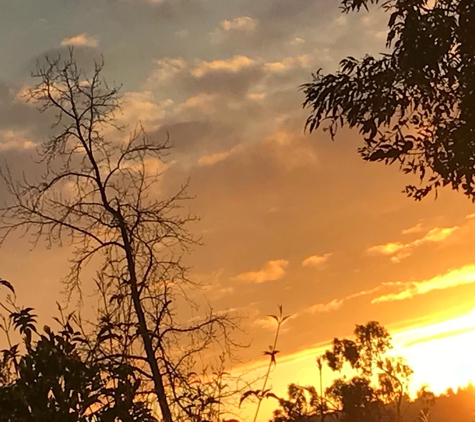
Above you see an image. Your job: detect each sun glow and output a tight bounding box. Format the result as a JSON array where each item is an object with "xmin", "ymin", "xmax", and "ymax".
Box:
[
  {"xmin": 232, "ymin": 308, "xmax": 475, "ymax": 421},
  {"xmin": 392, "ymin": 308, "xmax": 475, "ymax": 395}
]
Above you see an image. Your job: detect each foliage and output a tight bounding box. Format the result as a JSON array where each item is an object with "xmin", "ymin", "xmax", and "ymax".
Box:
[
  {"xmin": 0, "ymin": 301, "xmax": 158, "ymax": 421},
  {"xmin": 303, "ymin": 0, "xmax": 475, "ymax": 200},
  {"xmin": 270, "ymin": 384, "xmax": 321, "ymax": 422},
  {"xmin": 323, "ymin": 322, "xmax": 412, "ymax": 422},
  {"xmin": 326, "ymin": 377, "xmax": 384, "ymax": 422}
]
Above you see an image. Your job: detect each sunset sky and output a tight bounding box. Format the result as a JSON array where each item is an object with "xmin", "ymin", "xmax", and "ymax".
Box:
[{"xmin": 1, "ymin": 1, "xmax": 475, "ymax": 420}]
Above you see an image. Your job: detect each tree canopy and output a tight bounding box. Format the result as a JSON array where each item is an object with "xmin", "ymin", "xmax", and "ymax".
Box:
[
  {"xmin": 323, "ymin": 322, "xmax": 412, "ymax": 422},
  {"xmin": 303, "ymin": 0, "xmax": 475, "ymax": 200}
]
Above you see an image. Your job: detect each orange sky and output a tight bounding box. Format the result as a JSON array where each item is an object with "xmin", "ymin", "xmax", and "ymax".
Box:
[{"xmin": 1, "ymin": 1, "xmax": 475, "ymax": 421}]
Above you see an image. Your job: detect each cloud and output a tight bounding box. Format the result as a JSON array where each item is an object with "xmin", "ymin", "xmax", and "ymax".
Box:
[
  {"xmin": 367, "ymin": 226, "xmax": 458, "ymax": 262},
  {"xmin": 147, "ymin": 54, "xmax": 266, "ymax": 102},
  {"xmin": 115, "ymin": 91, "xmax": 174, "ymax": 131},
  {"xmin": 264, "ymin": 131, "xmax": 318, "ymax": 170},
  {"xmin": 302, "ymin": 253, "xmax": 332, "ymax": 267},
  {"xmin": 367, "ymin": 242, "xmax": 405, "ymax": 256},
  {"xmin": 372, "ymin": 264, "xmax": 475, "ymax": 303},
  {"xmin": 303, "ymin": 286, "xmax": 381, "ymax": 315},
  {"xmin": 210, "ymin": 16, "xmax": 258, "ymax": 44},
  {"xmin": 60, "ymin": 33, "xmax": 98, "ymax": 48},
  {"xmin": 191, "ymin": 56, "xmax": 255, "ymax": 78},
  {"xmin": 402, "ymin": 223, "xmax": 423, "ymax": 235},
  {"xmin": 150, "ymin": 58, "xmax": 188, "ymax": 82},
  {"xmin": 308, "ymin": 299, "xmax": 343, "ymax": 313},
  {"xmin": 247, "ymin": 92, "xmax": 266, "ymax": 101},
  {"xmin": 403, "ymin": 327, "xmax": 475, "ymax": 348},
  {"xmin": 0, "ymin": 129, "xmax": 37, "ymax": 151},
  {"xmin": 221, "ymin": 16, "xmax": 258, "ymax": 32},
  {"xmin": 180, "ymin": 93, "xmax": 219, "ymax": 113},
  {"xmin": 420, "ymin": 227, "xmax": 457, "ymax": 243},
  {"xmin": 235, "ymin": 259, "xmax": 289, "ymax": 283},
  {"xmin": 198, "ymin": 151, "xmax": 232, "ymax": 166},
  {"xmin": 264, "ymin": 55, "xmax": 311, "ymax": 73},
  {"xmin": 254, "ymin": 317, "xmax": 279, "ymax": 330},
  {"xmin": 288, "ymin": 37, "xmax": 305, "ymax": 46}
]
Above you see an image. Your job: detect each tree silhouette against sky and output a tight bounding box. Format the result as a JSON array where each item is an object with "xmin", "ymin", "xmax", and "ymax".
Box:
[{"xmin": 303, "ymin": 0, "xmax": 475, "ymax": 200}]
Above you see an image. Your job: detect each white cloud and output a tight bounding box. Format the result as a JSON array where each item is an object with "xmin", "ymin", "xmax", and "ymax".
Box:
[
  {"xmin": 373, "ymin": 265, "xmax": 475, "ymax": 303},
  {"xmin": 288, "ymin": 37, "xmax": 305, "ymax": 46},
  {"xmin": 149, "ymin": 57, "xmax": 187, "ymax": 82},
  {"xmin": 116, "ymin": 91, "xmax": 173, "ymax": 131},
  {"xmin": 191, "ymin": 56, "xmax": 255, "ymax": 78},
  {"xmin": 367, "ymin": 226, "xmax": 458, "ymax": 262},
  {"xmin": 308, "ymin": 299, "xmax": 343, "ymax": 313},
  {"xmin": 402, "ymin": 223, "xmax": 423, "ymax": 235},
  {"xmin": 235, "ymin": 259, "xmax": 289, "ymax": 284},
  {"xmin": 120, "ymin": 157, "xmax": 174, "ymax": 178},
  {"xmin": 60, "ymin": 33, "xmax": 98, "ymax": 48},
  {"xmin": 198, "ymin": 151, "xmax": 231, "ymax": 166},
  {"xmin": 303, "ymin": 286, "xmax": 381, "ymax": 315},
  {"xmin": 210, "ymin": 17, "xmax": 258, "ymax": 44},
  {"xmin": 0, "ymin": 129, "xmax": 37, "ymax": 151},
  {"xmin": 302, "ymin": 253, "xmax": 332, "ymax": 268},
  {"xmin": 181, "ymin": 93, "xmax": 218, "ymax": 110},
  {"xmin": 264, "ymin": 55, "xmax": 311, "ymax": 73},
  {"xmin": 254, "ymin": 317, "xmax": 279, "ymax": 330},
  {"xmin": 418, "ymin": 227, "xmax": 457, "ymax": 243},
  {"xmin": 367, "ymin": 242, "xmax": 405, "ymax": 256},
  {"xmin": 265, "ymin": 130, "xmax": 318, "ymax": 170},
  {"xmin": 221, "ymin": 16, "xmax": 258, "ymax": 32},
  {"xmin": 247, "ymin": 92, "xmax": 266, "ymax": 101}
]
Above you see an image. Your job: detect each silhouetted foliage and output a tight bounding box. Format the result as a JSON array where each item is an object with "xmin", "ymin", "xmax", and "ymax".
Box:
[
  {"xmin": 401, "ymin": 384, "xmax": 475, "ymax": 422},
  {"xmin": 327, "ymin": 377, "xmax": 384, "ymax": 422},
  {"xmin": 323, "ymin": 322, "xmax": 412, "ymax": 422},
  {"xmin": 0, "ymin": 305, "xmax": 158, "ymax": 422},
  {"xmin": 303, "ymin": 0, "xmax": 475, "ymax": 200},
  {"xmin": 270, "ymin": 384, "xmax": 335, "ymax": 422}
]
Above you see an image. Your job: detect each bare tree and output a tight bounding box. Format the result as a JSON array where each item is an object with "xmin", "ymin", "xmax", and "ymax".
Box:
[{"xmin": 0, "ymin": 49, "xmax": 239, "ymax": 422}]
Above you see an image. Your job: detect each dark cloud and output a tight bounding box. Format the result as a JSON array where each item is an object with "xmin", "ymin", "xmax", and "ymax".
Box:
[
  {"xmin": 150, "ymin": 120, "xmax": 237, "ymax": 157},
  {"xmin": 0, "ymin": 80, "xmax": 52, "ymax": 137}
]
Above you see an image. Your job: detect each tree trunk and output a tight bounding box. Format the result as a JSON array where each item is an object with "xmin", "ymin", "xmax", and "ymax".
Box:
[{"xmin": 119, "ymin": 219, "xmax": 173, "ymax": 422}]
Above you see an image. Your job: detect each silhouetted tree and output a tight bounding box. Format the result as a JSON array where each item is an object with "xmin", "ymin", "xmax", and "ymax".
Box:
[
  {"xmin": 326, "ymin": 377, "xmax": 383, "ymax": 422},
  {"xmin": 0, "ymin": 49, "xmax": 239, "ymax": 422},
  {"xmin": 303, "ymin": 0, "xmax": 475, "ymax": 200},
  {"xmin": 270, "ymin": 384, "xmax": 329, "ymax": 422},
  {"xmin": 323, "ymin": 322, "xmax": 412, "ymax": 422}
]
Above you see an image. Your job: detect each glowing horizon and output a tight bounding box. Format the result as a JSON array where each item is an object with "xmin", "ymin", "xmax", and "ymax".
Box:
[
  {"xmin": 2, "ymin": 2, "xmax": 475, "ymax": 422},
  {"xmin": 234, "ymin": 306, "xmax": 475, "ymax": 421}
]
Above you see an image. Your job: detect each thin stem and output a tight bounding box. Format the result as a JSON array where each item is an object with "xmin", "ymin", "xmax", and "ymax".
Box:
[{"xmin": 252, "ymin": 306, "xmax": 287, "ymax": 422}]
